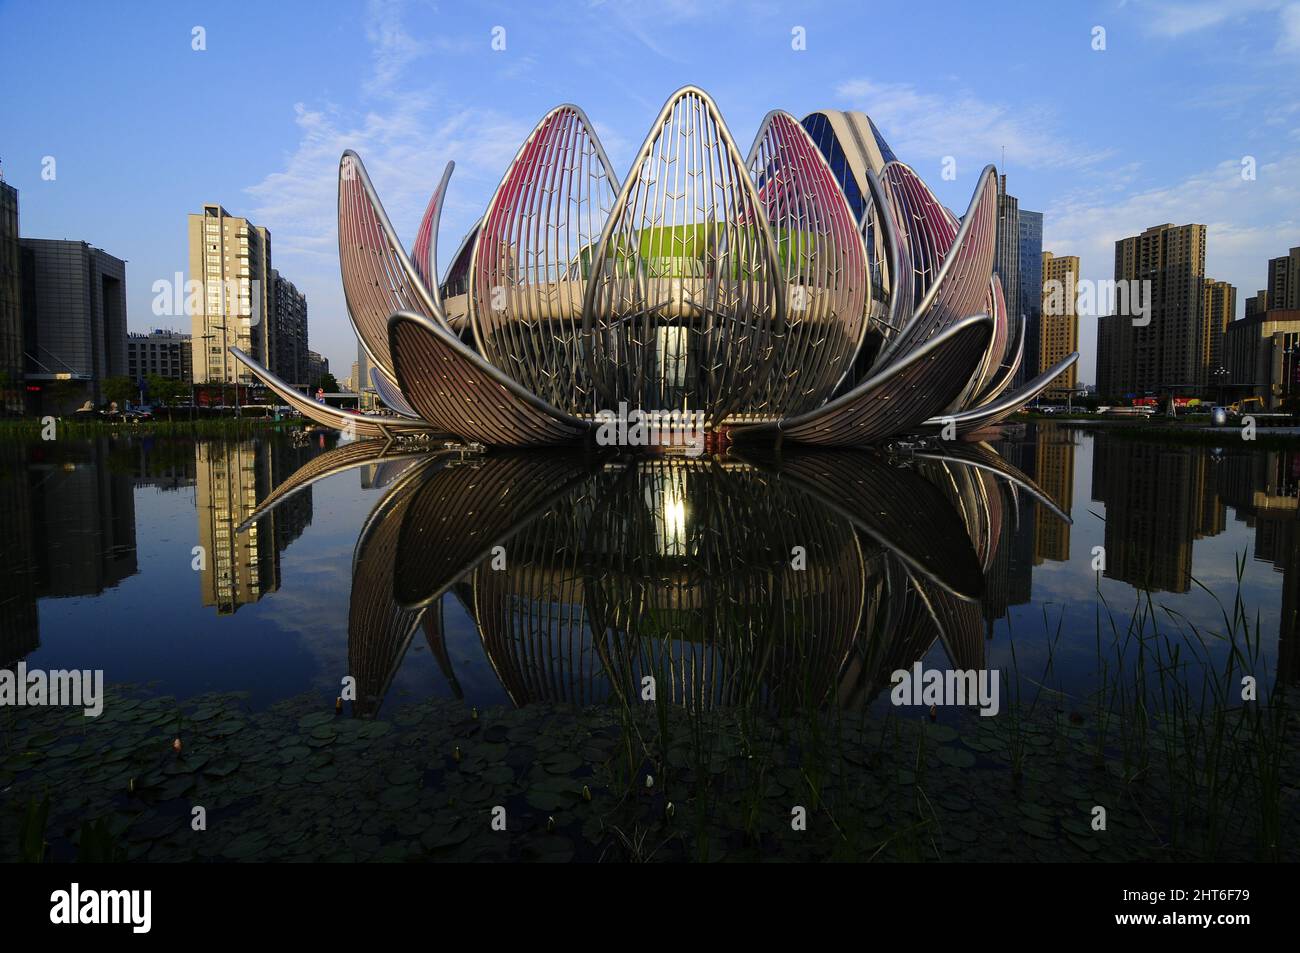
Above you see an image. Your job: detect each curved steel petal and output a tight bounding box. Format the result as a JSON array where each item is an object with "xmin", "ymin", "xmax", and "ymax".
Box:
[
  {"xmin": 581, "ymin": 85, "xmax": 784, "ymax": 423},
  {"xmin": 410, "ymin": 161, "xmax": 455, "ymax": 312},
  {"xmin": 873, "ymin": 165, "xmax": 998, "ymax": 370},
  {"xmin": 971, "ymin": 312, "xmax": 1025, "ymax": 408},
  {"xmin": 877, "ymin": 161, "xmax": 959, "ymax": 320},
  {"xmin": 744, "ymin": 110, "xmax": 870, "ymax": 416},
  {"xmin": 731, "ymin": 313, "xmax": 994, "ymax": 446},
  {"xmin": 369, "ymin": 365, "xmax": 419, "ymax": 418},
  {"xmin": 468, "ymin": 104, "xmax": 620, "ymax": 414},
  {"xmin": 923, "ymin": 351, "xmax": 1080, "ymax": 435},
  {"xmin": 865, "ymin": 166, "xmax": 911, "ymax": 343},
  {"xmin": 387, "ymin": 309, "xmax": 592, "ymax": 446},
  {"xmin": 338, "ymin": 150, "xmax": 449, "ymax": 379},
  {"xmin": 228, "ymin": 346, "xmax": 436, "ymax": 438}
]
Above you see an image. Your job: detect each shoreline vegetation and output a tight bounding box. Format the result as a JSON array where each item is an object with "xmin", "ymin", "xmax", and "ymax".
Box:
[
  {"xmin": 1, "ymin": 412, "xmax": 1298, "ymax": 446},
  {"xmin": 0, "ymin": 416, "xmax": 298, "ymax": 439},
  {"xmin": 2, "ymin": 574, "xmax": 1293, "ymax": 863}
]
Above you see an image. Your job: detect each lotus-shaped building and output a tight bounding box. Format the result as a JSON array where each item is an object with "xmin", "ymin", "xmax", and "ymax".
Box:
[{"xmin": 232, "ymin": 86, "xmax": 1077, "ymax": 447}]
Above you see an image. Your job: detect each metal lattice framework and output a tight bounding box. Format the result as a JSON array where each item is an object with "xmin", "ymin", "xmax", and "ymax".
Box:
[
  {"xmin": 744, "ymin": 110, "xmax": 869, "ymax": 416},
  {"xmin": 230, "ymin": 86, "xmax": 1077, "ymax": 450},
  {"xmin": 469, "ymin": 105, "xmax": 619, "ymax": 414},
  {"xmin": 581, "ymin": 86, "xmax": 783, "ymax": 423}
]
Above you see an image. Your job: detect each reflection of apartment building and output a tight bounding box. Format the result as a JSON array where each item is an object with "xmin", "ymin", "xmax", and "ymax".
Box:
[
  {"xmin": 984, "ymin": 436, "xmax": 1036, "ymax": 627},
  {"xmin": 1033, "ymin": 428, "xmax": 1075, "ymax": 563},
  {"xmin": 1217, "ymin": 448, "xmax": 1300, "ymax": 685},
  {"xmin": 0, "ymin": 441, "xmax": 38, "ymax": 664},
  {"xmin": 195, "ymin": 439, "xmax": 312, "ymax": 614},
  {"xmin": 28, "ymin": 439, "xmax": 138, "ymax": 599},
  {"xmin": 1091, "ymin": 438, "xmax": 1223, "ymax": 593}
]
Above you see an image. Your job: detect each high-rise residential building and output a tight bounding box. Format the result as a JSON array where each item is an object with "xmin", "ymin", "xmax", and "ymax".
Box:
[
  {"xmin": 19, "ymin": 239, "xmax": 128, "ymax": 415},
  {"xmin": 1267, "ymin": 246, "xmax": 1300, "ymax": 311},
  {"xmin": 993, "ymin": 175, "xmax": 1020, "ymax": 371},
  {"xmin": 1202, "ymin": 278, "xmax": 1236, "ymax": 386},
  {"xmin": 270, "ymin": 270, "xmax": 308, "ymax": 388},
  {"xmin": 1040, "ymin": 251, "xmax": 1079, "ymax": 399},
  {"xmin": 1245, "ymin": 290, "xmax": 1269, "ymax": 320},
  {"xmin": 1016, "ymin": 209, "xmax": 1043, "ymax": 385},
  {"xmin": 127, "ymin": 328, "xmax": 192, "ymax": 383},
  {"xmin": 0, "ymin": 181, "xmax": 23, "ymax": 415},
  {"xmin": 1096, "ymin": 222, "xmax": 1206, "ymax": 398},
  {"xmin": 307, "ymin": 350, "xmax": 329, "ymax": 387},
  {"xmin": 188, "ymin": 204, "xmax": 272, "ymax": 387}
]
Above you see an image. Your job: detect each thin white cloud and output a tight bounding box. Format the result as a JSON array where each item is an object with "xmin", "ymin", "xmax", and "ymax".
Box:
[
  {"xmin": 1044, "ymin": 154, "xmax": 1300, "ymax": 382},
  {"xmin": 239, "ymin": 0, "xmax": 535, "ymax": 373},
  {"xmin": 1280, "ymin": 3, "xmax": 1300, "ymax": 53},
  {"xmin": 1135, "ymin": 0, "xmax": 1284, "ymax": 37},
  {"xmin": 834, "ymin": 78, "xmax": 1112, "ymax": 171}
]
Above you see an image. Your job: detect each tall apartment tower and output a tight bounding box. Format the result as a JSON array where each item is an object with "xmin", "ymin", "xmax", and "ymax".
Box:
[
  {"xmin": 1016, "ymin": 209, "xmax": 1043, "ymax": 385},
  {"xmin": 188, "ymin": 204, "xmax": 272, "ymax": 386},
  {"xmin": 1040, "ymin": 252, "xmax": 1080, "ymax": 398},
  {"xmin": 1097, "ymin": 223, "xmax": 1206, "ymax": 397},
  {"xmin": 270, "ymin": 270, "xmax": 308, "ymax": 388},
  {"xmin": 1244, "ymin": 289, "xmax": 1269, "ymax": 320},
  {"xmin": 1267, "ymin": 246, "xmax": 1300, "ymax": 311},
  {"xmin": 993, "ymin": 175, "xmax": 1020, "ymax": 369},
  {"xmin": 0, "ymin": 181, "xmax": 22, "ymax": 415},
  {"xmin": 1202, "ymin": 278, "xmax": 1236, "ymax": 383}
]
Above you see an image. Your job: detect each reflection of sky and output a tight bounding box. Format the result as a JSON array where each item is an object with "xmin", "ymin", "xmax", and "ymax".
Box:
[{"xmin": 19, "ymin": 430, "xmax": 1292, "ymax": 713}]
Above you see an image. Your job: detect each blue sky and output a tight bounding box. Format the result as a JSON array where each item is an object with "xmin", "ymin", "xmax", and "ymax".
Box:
[{"xmin": 2, "ymin": 0, "xmax": 1298, "ymax": 384}]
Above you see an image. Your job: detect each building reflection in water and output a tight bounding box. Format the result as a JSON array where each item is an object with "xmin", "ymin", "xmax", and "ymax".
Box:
[
  {"xmin": 1089, "ymin": 432, "xmax": 1299, "ymax": 684},
  {"xmin": 0, "ymin": 438, "xmax": 139, "ymax": 664},
  {"xmin": 195, "ymin": 438, "xmax": 313, "ymax": 614}
]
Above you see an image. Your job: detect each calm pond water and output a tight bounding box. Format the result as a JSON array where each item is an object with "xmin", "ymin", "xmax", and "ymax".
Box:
[
  {"xmin": 4, "ymin": 424, "xmax": 1293, "ymax": 708},
  {"xmin": 1, "ymin": 422, "xmax": 1295, "ymax": 862}
]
